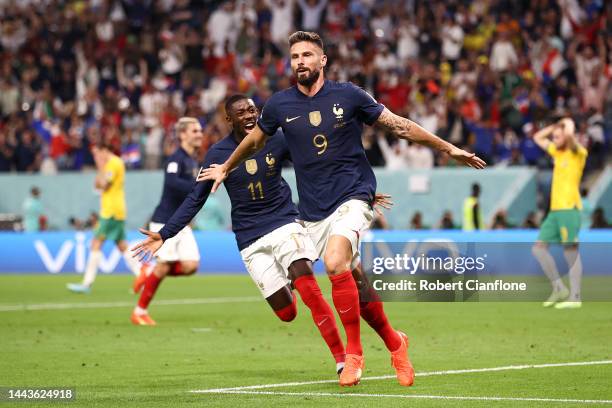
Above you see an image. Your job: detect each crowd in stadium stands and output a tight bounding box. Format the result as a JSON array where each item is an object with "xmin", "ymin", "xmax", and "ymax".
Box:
[{"xmin": 0, "ymin": 0, "xmax": 610, "ymax": 175}]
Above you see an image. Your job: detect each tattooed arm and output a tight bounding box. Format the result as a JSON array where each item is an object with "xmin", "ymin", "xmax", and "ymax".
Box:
[{"xmin": 374, "ymin": 108, "xmax": 486, "ymax": 169}]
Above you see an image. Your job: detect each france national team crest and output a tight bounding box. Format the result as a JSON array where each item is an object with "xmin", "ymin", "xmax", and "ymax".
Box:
[
  {"xmin": 333, "ymin": 104, "xmax": 344, "ymax": 119},
  {"xmin": 309, "ymin": 111, "xmax": 322, "ymax": 126},
  {"xmin": 245, "ymin": 159, "xmax": 258, "ymax": 175}
]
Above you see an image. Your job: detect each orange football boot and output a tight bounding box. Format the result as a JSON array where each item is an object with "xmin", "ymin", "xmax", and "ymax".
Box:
[
  {"xmin": 391, "ymin": 331, "xmax": 414, "ymax": 386},
  {"xmin": 339, "ymin": 354, "xmax": 364, "ymax": 386},
  {"xmin": 130, "ymin": 311, "xmax": 156, "ymax": 326}
]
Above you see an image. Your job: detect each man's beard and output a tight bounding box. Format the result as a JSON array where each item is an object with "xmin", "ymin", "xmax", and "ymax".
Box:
[{"xmin": 296, "ymin": 68, "xmax": 320, "ymax": 87}]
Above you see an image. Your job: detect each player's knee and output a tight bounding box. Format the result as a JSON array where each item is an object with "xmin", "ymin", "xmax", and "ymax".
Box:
[
  {"xmin": 91, "ymin": 238, "xmax": 103, "ymax": 251},
  {"xmin": 180, "ymin": 261, "xmax": 198, "ymax": 275},
  {"xmin": 563, "ymin": 243, "xmax": 579, "ymax": 251},
  {"xmin": 532, "ymin": 242, "xmax": 547, "ymax": 255},
  {"xmin": 155, "ymin": 263, "xmax": 171, "ymax": 278},
  {"xmin": 323, "ymin": 251, "xmax": 351, "ymax": 276},
  {"xmin": 288, "ymin": 259, "xmax": 313, "ymax": 283},
  {"xmin": 274, "ymin": 301, "xmax": 297, "ymax": 322}
]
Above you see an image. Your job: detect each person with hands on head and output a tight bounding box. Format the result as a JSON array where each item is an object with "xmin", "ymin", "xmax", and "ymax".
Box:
[{"xmin": 531, "ymin": 117, "xmax": 587, "ymax": 309}]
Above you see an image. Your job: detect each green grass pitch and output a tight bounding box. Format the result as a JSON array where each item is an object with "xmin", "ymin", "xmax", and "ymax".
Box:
[{"xmin": 1, "ymin": 274, "xmax": 612, "ymax": 407}]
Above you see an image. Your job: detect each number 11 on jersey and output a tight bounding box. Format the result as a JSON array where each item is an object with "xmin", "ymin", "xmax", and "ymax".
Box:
[{"xmin": 248, "ymin": 181, "xmax": 264, "ymax": 200}]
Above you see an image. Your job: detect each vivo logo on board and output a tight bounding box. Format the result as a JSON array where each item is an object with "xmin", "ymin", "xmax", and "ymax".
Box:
[{"xmin": 32, "ymin": 233, "xmax": 129, "ymax": 274}]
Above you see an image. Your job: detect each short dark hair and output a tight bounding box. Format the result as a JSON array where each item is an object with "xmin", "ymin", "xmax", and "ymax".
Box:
[
  {"xmin": 288, "ymin": 31, "xmax": 324, "ymax": 51},
  {"xmin": 224, "ymin": 94, "xmax": 249, "ymax": 115},
  {"xmin": 471, "ymin": 183, "xmax": 481, "ymax": 196}
]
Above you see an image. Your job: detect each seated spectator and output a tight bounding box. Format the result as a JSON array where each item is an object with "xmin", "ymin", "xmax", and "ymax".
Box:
[
  {"xmin": 491, "ymin": 210, "xmax": 512, "ymax": 229},
  {"xmin": 437, "ymin": 211, "xmax": 456, "ymax": 230},
  {"xmin": 409, "ymin": 211, "xmax": 428, "ymax": 230},
  {"xmin": 522, "ymin": 211, "xmax": 539, "ymax": 229}
]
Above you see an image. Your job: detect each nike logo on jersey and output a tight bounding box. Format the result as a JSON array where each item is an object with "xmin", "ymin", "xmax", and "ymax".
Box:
[
  {"xmin": 339, "ymin": 307, "xmax": 352, "ymax": 314},
  {"xmin": 317, "ymin": 317, "xmax": 329, "ymax": 326},
  {"xmin": 286, "ymin": 116, "xmax": 301, "ymax": 123}
]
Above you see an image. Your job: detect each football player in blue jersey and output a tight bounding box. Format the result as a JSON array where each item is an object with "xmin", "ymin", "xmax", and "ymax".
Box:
[
  {"xmin": 199, "ymin": 31, "xmax": 486, "ymax": 386},
  {"xmin": 130, "ymin": 117, "xmax": 203, "ymax": 326},
  {"xmin": 133, "ymin": 95, "xmax": 348, "ymax": 374}
]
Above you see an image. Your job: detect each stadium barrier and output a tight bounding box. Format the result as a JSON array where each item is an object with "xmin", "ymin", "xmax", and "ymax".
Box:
[
  {"xmin": 0, "ymin": 167, "xmax": 539, "ymax": 231},
  {"xmin": 1, "ymin": 229, "xmax": 611, "ymax": 275}
]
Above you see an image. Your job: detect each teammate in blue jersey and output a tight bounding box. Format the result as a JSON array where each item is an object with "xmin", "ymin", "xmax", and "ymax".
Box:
[
  {"xmin": 130, "ymin": 117, "xmax": 203, "ymax": 326},
  {"xmin": 132, "ymin": 95, "xmax": 349, "ymax": 373},
  {"xmin": 200, "ymin": 31, "xmax": 486, "ymax": 386}
]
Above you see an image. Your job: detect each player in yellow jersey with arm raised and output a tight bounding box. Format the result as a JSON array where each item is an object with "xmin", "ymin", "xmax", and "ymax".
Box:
[
  {"xmin": 531, "ymin": 118, "xmax": 587, "ymax": 309},
  {"xmin": 68, "ymin": 142, "xmax": 143, "ymax": 294}
]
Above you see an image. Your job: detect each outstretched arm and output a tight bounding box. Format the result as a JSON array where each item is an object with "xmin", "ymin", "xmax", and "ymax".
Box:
[
  {"xmin": 200, "ymin": 125, "xmax": 268, "ymax": 192},
  {"xmin": 374, "ymin": 108, "xmax": 486, "ymax": 169}
]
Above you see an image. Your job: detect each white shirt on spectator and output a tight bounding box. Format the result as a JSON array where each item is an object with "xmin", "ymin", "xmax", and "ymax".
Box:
[
  {"xmin": 266, "ymin": 0, "xmax": 294, "ymax": 46},
  {"xmin": 586, "ymin": 112, "xmax": 605, "ymax": 144},
  {"xmin": 297, "ymin": 0, "xmax": 328, "ymax": 31},
  {"xmin": 370, "ymin": 12, "xmax": 393, "ymax": 40},
  {"xmin": 145, "ymin": 126, "xmax": 164, "ymax": 157},
  {"xmin": 159, "ymin": 44, "xmax": 184, "ymax": 75},
  {"xmin": 235, "ymin": 1, "xmax": 257, "ymax": 25},
  {"xmin": 559, "ymin": 0, "xmax": 585, "ymax": 39},
  {"xmin": 377, "ymin": 135, "xmax": 410, "ymax": 170},
  {"xmin": 139, "ymin": 90, "xmax": 166, "ymax": 128},
  {"xmin": 0, "ymin": 19, "xmax": 27, "ymax": 52},
  {"xmin": 95, "ymin": 20, "xmax": 114, "ymax": 42},
  {"xmin": 415, "ymin": 111, "xmax": 439, "ymax": 135},
  {"xmin": 406, "ymin": 144, "xmax": 434, "ymax": 169},
  {"xmin": 490, "ymin": 39, "xmax": 518, "ymax": 72},
  {"xmin": 582, "ymin": 77, "xmax": 609, "ymax": 113},
  {"xmin": 0, "ymin": 83, "xmax": 19, "ymax": 116},
  {"xmin": 450, "ymin": 71, "xmax": 477, "ymax": 101},
  {"xmin": 397, "ymin": 23, "xmax": 419, "ymax": 61},
  {"xmin": 373, "ymin": 50, "xmax": 399, "ymax": 72},
  {"xmin": 441, "ymin": 23, "xmax": 464, "ymax": 61},
  {"xmin": 576, "ymin": 55, "xmax": 601, "ymax": 89},
  {"xmin": 208, "ymin": 4, "xmax": 239, "ymax": 57}
]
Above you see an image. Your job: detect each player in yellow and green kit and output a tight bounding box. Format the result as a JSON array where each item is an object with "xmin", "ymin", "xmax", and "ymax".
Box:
[
  {"xmin": 67, "ymin": 143, "xmax": 143, "ymax": 293},
  {"xmin": 532, "ymin": 118, "xmax": 587, "ymax": 309}
]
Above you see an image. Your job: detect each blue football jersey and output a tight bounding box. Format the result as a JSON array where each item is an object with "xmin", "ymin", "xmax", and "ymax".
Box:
[
  {"xmin": 151, "ymin": 147, "xmax": 199, "ymax": 224},
  {"xmin": 257, "ymin": 80, "xmax": 384, "ymax": 221},
  {"xmin": 158, "ymin": 131, "xmax": 299, "ymax": 251}
]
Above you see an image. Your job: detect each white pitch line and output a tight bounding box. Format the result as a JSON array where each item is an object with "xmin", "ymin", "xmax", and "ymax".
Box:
[
  {"xmin": 191, "ymin": 328, "xmax": 213, "ymax": 333},
  {"xmin": 192, "ymin": 359, "xmax": 612, "ymax": 393},
  {"xmin": 0, "ymin": 296, "xmax": 261, "ymax": 312},
  {"xmin": 205, "ymin": 390, "xmax": 612, "ymax": 405}
]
